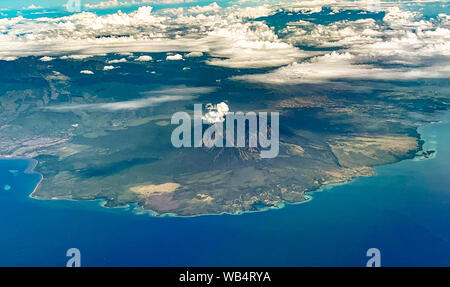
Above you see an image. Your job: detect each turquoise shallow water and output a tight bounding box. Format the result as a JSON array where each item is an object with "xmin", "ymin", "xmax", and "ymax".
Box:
[{"xmin": 0, "ymin": 113, "xmax": 449, "ymax": 267}]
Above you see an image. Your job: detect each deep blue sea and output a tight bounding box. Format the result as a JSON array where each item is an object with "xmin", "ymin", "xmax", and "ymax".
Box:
[{"xmin": 0, "ymin": 112, "xmax": 449, "ymax": 267}]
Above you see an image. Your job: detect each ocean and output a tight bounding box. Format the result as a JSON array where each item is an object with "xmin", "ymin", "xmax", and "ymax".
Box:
[{"xmin": 0, "ymin": 112, "xmax": 449, "ymax": 267}]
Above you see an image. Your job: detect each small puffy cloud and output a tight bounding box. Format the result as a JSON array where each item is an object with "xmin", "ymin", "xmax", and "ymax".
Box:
[
  {"xmin": 39, "ymin": 56, "xmax": 54, "ymax": 62},
  {"xmin": 185, "ymin": 51, "xmax": 203, "ymax": 58},
  {"xmin": 80, "ymin": 70, "xmax": 94, "ymax": 75},
  {"xmin": 24, "ymin": 4, "xmax": 42, "ymax": 10},
  {"xmin": 103, "ymin": 65, "xmax": 116, "ymax": 70},
  {"xmin": 135, "ymin": 55, "xmax": 153, "ymax": 61},
  {"xmin": 0, "ymin": 56, "xmax": 18, "ymax": 61},
  {"xmin": 108, "ymin": 58, "xmax": 128, "ymax": 64},
  {"xmin": 166, "ymin": 54, "xmax": 183, "ymax": 61}
]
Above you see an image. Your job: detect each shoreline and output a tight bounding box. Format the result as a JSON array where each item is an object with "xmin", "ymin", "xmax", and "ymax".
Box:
[
  {"xmin": 3, "ymin": 111, "xmax": 448, "ymax": 218},
  {"xmin": 27, "ymin": 159, "xmax": 44, "ymax": 199}
]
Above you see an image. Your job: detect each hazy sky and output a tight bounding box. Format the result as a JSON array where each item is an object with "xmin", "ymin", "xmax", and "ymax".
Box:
[
  {"xmin": 0, "ymin": 0, "xmax": 131, "ymax": 10},
  {"xmin": 0, "ymin": 0, "xmax": 220, "ymax": 11}
]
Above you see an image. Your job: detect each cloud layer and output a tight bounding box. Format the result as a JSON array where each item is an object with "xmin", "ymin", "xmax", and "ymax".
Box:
[
  {"xmin": 0, "ymin": 4, "xmax": 306, "ymax": 68},
  {"xmin": 0, "ymin": 1, "xmax": 448, "ymax": 84},
  {"xmin": 233, "ymin": 5, "xmax": 450, "ymax": 84}
]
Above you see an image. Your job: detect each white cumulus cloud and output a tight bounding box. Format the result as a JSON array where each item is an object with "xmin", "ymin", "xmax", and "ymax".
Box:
[
  {"xmin": 166, "ymin": 54, "xmax": 183, "ymax": 61},
  {"xmin": 135, "ymin": 55, "xmax": 153, "ymax": 61},
  {"xmin": 185, "ymin": 51, "xmax": 203, "ymax": 58},
  {"xmin": 108, "ymin": 58, "xmax": 128, "ymax": 63},
  {"xmin": 39, "ymin": 56, "xmax": 54, "ymax": 62}
]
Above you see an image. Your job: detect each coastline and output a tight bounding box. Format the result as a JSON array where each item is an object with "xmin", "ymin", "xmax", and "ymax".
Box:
[
  {"xmin": 129, "ymin": 195, "xmax": 315, "ymax": 219},
  {"xmin": 27, "ymin": 159, "xmax": 43, "ymax": 199}
]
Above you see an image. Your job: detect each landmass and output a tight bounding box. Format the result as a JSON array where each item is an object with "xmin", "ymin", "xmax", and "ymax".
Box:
[{"xmin": 0, "ymin": 55, "xmax": 448, "ymax": 216}]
